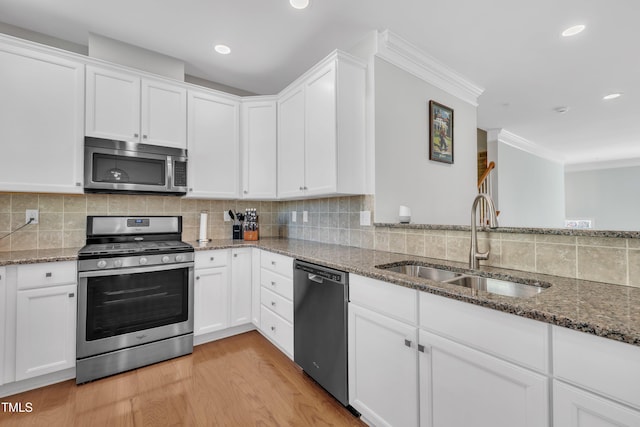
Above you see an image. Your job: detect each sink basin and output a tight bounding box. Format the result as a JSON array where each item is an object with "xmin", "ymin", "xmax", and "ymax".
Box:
[
  {"xmin": 444, "ymin": 275, "xmax": 546, "ymax": 298},
  {"xmin": 378, "ymin": 264, "xmax": 462, "ymax": 282},
  {"xmin": 376, "ymin": 262, "xmax": 549, "ymax": 298}
]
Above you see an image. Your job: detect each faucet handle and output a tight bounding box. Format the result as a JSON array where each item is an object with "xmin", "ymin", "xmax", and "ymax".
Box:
[{"xmin": 475, "ymin": 250, "xmax": 490, "ymax": 261}]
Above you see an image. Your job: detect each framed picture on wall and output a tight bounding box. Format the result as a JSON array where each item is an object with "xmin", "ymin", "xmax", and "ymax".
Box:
[{"xmin": 429, "ymin": 100, "xmax": 454, "ymax": 164}]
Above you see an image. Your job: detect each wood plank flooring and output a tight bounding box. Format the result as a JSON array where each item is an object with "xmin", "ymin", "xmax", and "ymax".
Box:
[{"xmin": 0, "ymin": 331, "xmax": 365, "ymax": 426}]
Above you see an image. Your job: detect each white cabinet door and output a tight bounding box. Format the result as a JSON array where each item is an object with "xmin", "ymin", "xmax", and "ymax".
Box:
[
  {"xmin": 0, "ymin": 267, "xmax": 5, "ymax": 386},
  {"xmin": 554, "ymin": 381, "xmax": 640, "ymax": 427},
  {"xmin": 241, "ymin": 98, "xmax": 277, "ymax": 199},
  {"xmin": 304, "ymin": 62, "xmax": 337, "ymax": 196},
  {"xmin": 187, "ymin": 90, "xmax": 240, "ymax": 199},
  {"xmin": 141, "ymin": 78, "xmax": 187, "ymax": 148},
  {"xmin": 230, "ymin": 248, "xmax": 252, "ymax": 326},
  {"xmin": 15, "ymin": 284, "xmax": 76, "ymax": 381},
  {"xmin": 251, "ymin": 248, "xmax": 261, "ymax": 327},
  {"xmin": 194, "ymin": 267, "xmax": 229, "ymax": 335},
  {"xmin": 348, "ymin": 303, "xmax": 419, "ymax": 427},
  {"xmin": 86, "ymin": 65, "xmax": 141, "ymax": 143},
  {"xmin": 277, "ymin": 86, "xmax": 306, "ymax": 198},
  {"xmin": 419, "ymin": 330, "xmax": 548, "ymax": 427},
  {"xmin": 0, "ymin": 44, "xmax": 84, "ymax": 193}
]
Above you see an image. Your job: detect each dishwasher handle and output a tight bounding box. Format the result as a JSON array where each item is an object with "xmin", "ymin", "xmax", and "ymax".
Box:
[{"xmin": 308, "ymin": 274, "xmax": 324, "ymax": 284}]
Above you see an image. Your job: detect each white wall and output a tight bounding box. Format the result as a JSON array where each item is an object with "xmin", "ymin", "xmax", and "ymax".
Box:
[
  {"xmin": 566, "ymin": 166, "xmax": 640, "ymax": 230},
  {"xmin": 374, "ymin": 57, "xmax": 478, "ymax": 225},
  {"xmin": 495, "ymin": 142, "xmax": 565, "ymax": 228}
]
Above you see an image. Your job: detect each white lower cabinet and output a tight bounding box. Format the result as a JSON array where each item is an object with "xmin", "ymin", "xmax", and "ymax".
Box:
[
  {"xmin": 15, "ymin": 283, "xmax": 77, "ymax": 381},
  {"xmin": 419, "ymin": 329, "xmax": 548, "ymax": 427},
  {"xmin": 230, "ymin": 248, "xmax": 252, "ymax": 326},
  {"xmin": 194, "ymin": 250, "xmax": 230, "ymax": 336},
  {"xmin": 554, "ymin": 380, "xmax": 640, "ymax": 427},
  {"xmin": 348, "ymin": 303, "xmax": 419, "ymax": 427},
  {"xmin": 0, "ymin": 267, "xmax": 5, "ymax": 386}
]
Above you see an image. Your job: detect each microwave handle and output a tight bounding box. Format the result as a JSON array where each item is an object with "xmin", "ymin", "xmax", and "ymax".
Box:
[{"xmin": 167, "ymin": 155, "xmax": 174, "ymax": 190}]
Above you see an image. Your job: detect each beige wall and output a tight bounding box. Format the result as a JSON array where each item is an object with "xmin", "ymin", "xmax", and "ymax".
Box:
[{"xmin": 0, "ymin": 193, "xmax": 279, "ymax": 251}]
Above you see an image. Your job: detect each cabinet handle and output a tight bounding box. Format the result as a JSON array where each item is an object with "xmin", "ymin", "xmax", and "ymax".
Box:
[
  {"xmin": 404, "ymin": 339, "xmax": 412, "ymax": 348},
  {"xmin": 270, "ymin": 281, "xmax": 276, "ymax": 286},
  {"xmin": 271, "ymin": 261, "xmax": 276, "ymax": 266},
  {"xmin": 271, "ymin": 301, "xmax": 276, "ymax": 306},
  {"xmin": 243, "ymin": 190, "xmax": 248, "ymax": 194},
  {"xmin": 271, "ymin": 326, "xmax": 276, "ymax": 332},
  {"xmin": 234, "ymin": 253, "xmax": 238, "ymax": 258},
  {"xmin": 196, "ymin": 276, "xmax": 200, "ymax": 280},
  {"xmin": 68, "ymin": 293, "xmax": 75, "ymax": 298},
  {"xmin": 75, "ymin": 182, "xmax": 82, "ymax": 187},
  {"xmin": 45, "ymin": 272, "xmax": 52, "ymax": 278},
  {"xmin": 303, "ymin": 186, "xmax": 308, "ymax": 190},
  {"xmin": 134, "ymin": 133, "xmax": 139, "ymax": 138},
  {"xmin": 418, "ymin": 344, "xmax": 426, "ymax": 353},
  {"xmin": 143, "ymin": 134, "xmax": 148, "ymax": 139},
  {"xmin": 210, "ymin": 257, "xmax": 214, "ymax": 261},
  {"xmin": 189, "ymin": 188, "xmax": 193, "ymax": 192},
  {"xmin": 299, "ymin": 186, "xmax": 304, "ymax": 191}
]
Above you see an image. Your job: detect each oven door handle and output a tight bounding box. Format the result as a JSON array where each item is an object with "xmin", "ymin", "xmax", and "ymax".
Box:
[{"xmin": 78, "ymin": 262, "xmax": 194, "ymax": 278}]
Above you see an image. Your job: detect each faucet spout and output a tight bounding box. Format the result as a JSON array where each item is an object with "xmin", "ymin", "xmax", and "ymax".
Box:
[{"xmin": 470, "ymin": 193, "xmax": 498, "ymax": 269}]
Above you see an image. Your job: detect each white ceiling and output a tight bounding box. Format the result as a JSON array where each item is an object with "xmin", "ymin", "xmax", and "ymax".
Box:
[{"xmin": 0, "ymin": 0, "xmax": 638, "ymax": 165}]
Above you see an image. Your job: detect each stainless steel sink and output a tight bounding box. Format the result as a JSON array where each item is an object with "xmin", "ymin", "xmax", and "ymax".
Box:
[
  {"xmin": 379, "ymin": 264, "xmax": 462, "ymax": 282},
  {"xmin": 377, "ymin": 262, "xmax": 549, "ymax": 298},
  {"xmin": 444, "ymin": 275, "xmax": 546, "ymax": 298}
]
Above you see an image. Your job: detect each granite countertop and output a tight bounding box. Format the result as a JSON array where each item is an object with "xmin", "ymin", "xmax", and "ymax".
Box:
[{"xmin": 2, "ymin": 238, "xmax": 638, "ymax": 347}]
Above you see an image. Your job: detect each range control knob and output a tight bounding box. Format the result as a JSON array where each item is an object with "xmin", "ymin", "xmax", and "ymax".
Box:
[
  {"xmin": 139, "ymin": 257, "xmax": 148, "ymax": 265},
  {"xmin": 175, "ymin": 255, "xmax": 185, "ymax": 262},
  {"xmin": 113, "ymin": 259, "xmax": 123, "ymax": 268},
  {"xmin": 162, "ymin": 256, "xmax": 170, "ymax": 263},
  {"xmin": 97, "ymin": 260, "xmax": 107, "ymax": 269}
]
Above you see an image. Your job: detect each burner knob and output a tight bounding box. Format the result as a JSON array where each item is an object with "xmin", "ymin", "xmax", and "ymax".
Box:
[
  {"xmin": 139, "ymin": 257, "xmax": 148, "ymax": 265},
  {"xmin": 114, "ymin": 259, "xmax": 123, "ymax": 268},
  {"xmin": 97, "ymin": 260, "xmax": 107, "ymax": 269},
  {"xmin": 162, "ymin": 256, "xmax": 170, "ymax": 263},
  {"xmin": 175, "ymin": 255, "xmax": 185, "ymax": 262}
]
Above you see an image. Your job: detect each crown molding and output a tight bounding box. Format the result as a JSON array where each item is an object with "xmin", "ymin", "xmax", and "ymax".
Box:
[
  {"xmin": 375, "ymin": 30, "xmax": 484, "ymax": 107},
  {"xmin": 495, "ymin": 129, "xmax": 564, "ymax": 164},
  {"xmin": 565, "ymin": 157, "xmax": 640, "ymax": 172}
]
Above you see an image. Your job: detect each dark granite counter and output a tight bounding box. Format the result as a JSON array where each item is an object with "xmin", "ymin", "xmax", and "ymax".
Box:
[{"xmin": 2, "ymin": 238, "xmax": 638, "ymax": 347}]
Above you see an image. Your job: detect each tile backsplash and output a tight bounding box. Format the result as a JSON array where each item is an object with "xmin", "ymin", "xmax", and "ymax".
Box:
[
  {"xmin": 0, "ymin": 193, "xmax": 278, "ymax": 252},
  {"xmin": 2, "ymin": 192, "xmax": 637, "ymax": 288}
]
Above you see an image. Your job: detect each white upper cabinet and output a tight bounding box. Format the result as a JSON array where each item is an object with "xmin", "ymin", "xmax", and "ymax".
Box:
[
  {"xmin": 0, "ymin": 40, "xmax": 84, "ymax": 193},
  {"xmin": 277, "ymin": 51, "xmax": 367, "ymax": 199},
  {"xmin": 240, "ymin": 98, "xmax": 277, "ymax": 199},
  {"xmin": 186, "ymin": 89, "xmax": 240, "ymax": 199},
  {"xmin": 86, "ymin": 65, "xmax": 187, "ymax": 148}
]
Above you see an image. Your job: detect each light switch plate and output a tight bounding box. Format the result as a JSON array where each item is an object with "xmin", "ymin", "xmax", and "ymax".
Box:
[
  {"xmin": 360, "ymin": 210, "xmax": 371, "ymax": 226},
  {"xmin": 291, "ymin": 211, "xmax": 297, "ymax": 222},
  {"xmin": 303, "ymin": 211, "xmax": 308, "ymax": 223},
  {"xmin": 26, "ymin": 209, "xmax": 39, "ymax": 224},
  {"xmin": 223, "ymin": 211, "xmax": 231, "ymax": 221}
]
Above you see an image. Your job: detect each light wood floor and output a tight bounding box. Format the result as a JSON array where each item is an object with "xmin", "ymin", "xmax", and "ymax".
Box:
[{"xmin": 0, "ymin": 331, "xmax": 365, "ymax": 426}]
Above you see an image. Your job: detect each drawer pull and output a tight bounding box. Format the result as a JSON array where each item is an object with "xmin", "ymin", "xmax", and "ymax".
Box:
[
  {"xmin": 196, "ymin": 276, "xmax": 200, "ymax": 280},
  {"xmin": 404, "ymin": 339, "xmax": 412, "ymax": 348},
  {"xmin": 418, "ymin": 344, "xmax": 427, "ymax": 353},
  {"xmin": 271, "ymin": 261, "xmax": 276, "ymax": 266},
  {"xmin": 45, "ymin": 272, "xmax": 52, "ymax": 278},
  {"xmin": 210, "ymin": 257, "xmax": 214, "ymax": 261},
  {"xmin": 271, "ymin": 281, "xmax": 276, "ymax": 286},
  {"xmin": 271, "ymin": 301, "xmax": 276, "ymax": 306},
  {"xmin": 68, "ymin": 293, "xmax": 75, "ymax": 298},
  {"xmin": 234, "ymin": 253, "xmax": 238, "ymax": 258},
  {"xmin": 271, "ymin": 326, "xmax": 276, "ymax": 332}
]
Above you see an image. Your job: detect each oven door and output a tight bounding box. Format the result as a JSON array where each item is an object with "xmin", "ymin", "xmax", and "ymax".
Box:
[{"xmin": 77, "ymin": 262, "xmax": 194, "ymax": 359}]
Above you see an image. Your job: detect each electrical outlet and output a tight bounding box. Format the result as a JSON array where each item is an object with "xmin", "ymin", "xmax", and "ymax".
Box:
[
  {"xmin": 303, "ymin": 211, "xmax": 308, "ymax": 223},
  {"xmin": 26, "ymin": 209, "xmax": 39, "ymax": 224},
  {"xmin": 291, "ymin": 211, "xmax": 297, "ymax": 223},
  {"xmin": 360, "ymin": 210, "xmax": 371, "ymax": 226},
  {"xmin": 223, "ymin": 211, "xmax": 231, "ymax": 221}
]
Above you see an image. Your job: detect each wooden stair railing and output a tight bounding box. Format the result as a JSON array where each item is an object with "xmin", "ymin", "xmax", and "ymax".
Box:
[{"xmin": 477, "ymin": 161, "xmax": 498, "ymax": 225}]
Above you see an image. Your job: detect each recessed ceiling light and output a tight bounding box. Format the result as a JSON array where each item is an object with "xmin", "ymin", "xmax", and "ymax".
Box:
[
  {"xmin": 290, "ymin": 0, "xmax": 309, "ymax": 9},
  {"xmin": 554, "ymin": 106, "xmax": 570, "ymax": 114},
  {"xmin": 562, "ymin": 24, "xmax": 586, "ymax": 37},
  {"xmin": 214, "ymin": 44, "xmax": 231, "ymax": 55},
  {"xmin": 603, "ymin": 93, "xmax": 622, "ymax": 100}
]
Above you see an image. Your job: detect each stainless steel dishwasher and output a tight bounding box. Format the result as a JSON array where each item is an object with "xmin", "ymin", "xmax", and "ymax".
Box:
[{"xmin": 294, "ymin": 259, "xmax": 350, "ymax": 407}]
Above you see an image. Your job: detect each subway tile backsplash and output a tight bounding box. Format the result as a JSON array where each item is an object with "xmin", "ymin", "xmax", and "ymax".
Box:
[{"xmin": 2, "ymin": 192, "xmax": 637, "ymax": 288}]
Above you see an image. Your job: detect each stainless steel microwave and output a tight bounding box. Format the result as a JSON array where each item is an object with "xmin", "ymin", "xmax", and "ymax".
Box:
[{"xmin": 84, "ymin": 137, "xmax": 188, "ymax": 196}]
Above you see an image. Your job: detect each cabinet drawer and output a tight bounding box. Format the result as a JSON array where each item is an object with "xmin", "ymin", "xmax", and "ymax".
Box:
[
  {"xmin": 195, "ymin": 249, "xmax": 229, "ymax": 269},
  {"xmin": 260, "ymin": 268, "xmax": 293, "ymax": 301},
  {"xmin": 260, "ymin": 251, "xmax": 293, "ymax": 278},
  {"xmin": 349, "ymin": 274, "xmax": 417, "ymax": 325},
  {"xmin": 553, "ymin": 325, "xmax": 640, "ymax": 409},
  {"xmin": 17, "ymin": 261, "xmax": 77, "ymax": 290},
  {"xmin": 420, "ymin": 292, "xmax": 549, "ymax": 373},
  {"xmin": 261, "ymin": 287, "xmax": 293, "ymax": 323},
  {"xmin": 261, "ymin": 306, "xmax": 293, "ymax": 357}
]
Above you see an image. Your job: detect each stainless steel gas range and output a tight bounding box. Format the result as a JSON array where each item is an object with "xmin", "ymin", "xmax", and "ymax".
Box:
[{"xmin": 76, "ymin": 216, "xmax": 194, "ymax": 384}]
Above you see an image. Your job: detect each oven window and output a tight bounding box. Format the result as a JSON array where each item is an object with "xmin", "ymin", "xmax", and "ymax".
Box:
[
  {"xmin": 85, "ymin": 268, "xmax": 188, "ymax": 341},
  {"xmin": 92, "ymin": 153, "xmax": 165, "ymax": 185}
]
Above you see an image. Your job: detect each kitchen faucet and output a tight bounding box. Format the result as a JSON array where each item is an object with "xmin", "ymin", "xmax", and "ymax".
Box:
[{"xmin": 469, "ymin": 193, "xmax": 498, "ymax": 269}]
